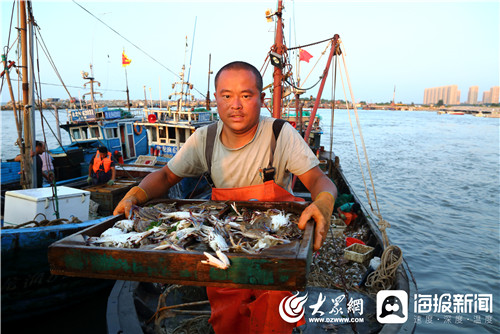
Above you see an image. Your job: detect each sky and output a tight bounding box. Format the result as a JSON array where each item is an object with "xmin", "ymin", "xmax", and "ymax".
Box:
[{"xmin": 1, "ymin": 0, "xmax": 499, "ymax": 104}]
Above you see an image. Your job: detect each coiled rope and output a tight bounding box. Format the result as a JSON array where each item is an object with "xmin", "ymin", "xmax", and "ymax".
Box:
[
  {"xmin": 365, "ymin": 245, "xmax": 403, "ymax": 292},
  {"xmin": 2, "ymin": 213, "xmax": 82, "ymax": 229}
]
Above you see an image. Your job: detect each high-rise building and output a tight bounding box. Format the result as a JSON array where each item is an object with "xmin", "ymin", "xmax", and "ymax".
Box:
[
  {"xmin": 482, "ymin": 91, "xmax": 491, "ymax": 104},
  {"xmin": 467, "ymin": 86, "xmax": 478, "ymax": 104},
  {"xmin": 489, "ymin": 86, "xmax": 499, "ymax": 104},
  {"xmin": 423, "ymin": 85, "xmax": 460, "ymax": 105}
]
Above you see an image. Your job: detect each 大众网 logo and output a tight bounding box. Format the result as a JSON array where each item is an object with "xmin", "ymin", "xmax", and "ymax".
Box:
[{"xmin": 279, "ymin": 292, "xmax": 308, "ymax": 323}]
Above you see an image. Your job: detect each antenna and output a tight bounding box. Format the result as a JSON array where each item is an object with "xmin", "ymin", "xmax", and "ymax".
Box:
[{"xmin": 392, "ymin": 85, "xmax": 396, "ymax": 106}]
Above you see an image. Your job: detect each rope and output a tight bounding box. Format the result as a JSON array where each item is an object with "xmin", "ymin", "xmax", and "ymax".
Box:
[
  {"xmin": 300, "ymin": 40, "xmax": 332, "ymax": 87},
  {"xmin": 365, "ymin": 245, "xmax": 403, "ymax": 292},
  {"xmin": 337, "ymin": 40, "xmax": 395, "ymax": 247},
  {"xmin": 337, "ymin": 56, "xmax": 373, "ymax": 211},
  {"xmin": 2, "ymin": 215, "xmax": 82, "ymax": 229},
  {"xmin": 71, "ymin": 1, "xmax": 206, "ymax": 98},
  {"xmin": 288, "ymin": 36, "xmax": 335, "ymax": 50}
]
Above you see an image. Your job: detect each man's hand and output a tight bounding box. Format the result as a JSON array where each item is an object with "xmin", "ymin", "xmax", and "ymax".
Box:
[
  {"xmin": 113, "ymin": 186, "xmax": 149, "ymax": 217},
  {"xmin": 298, "ymin": 192, "xmax": 335, "ymax": 251},
  {"xmin": 87, "ymin": 176, "xmax": 93, "ymax": 184},
  {"xmin": 107, "ymin": 179, "xmax": 115, "ymax": 186}
]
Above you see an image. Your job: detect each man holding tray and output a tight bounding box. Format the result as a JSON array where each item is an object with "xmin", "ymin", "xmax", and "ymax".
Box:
[{"xmin": 114, "ymin": 61, "xmax": 337, "ymax": 334}]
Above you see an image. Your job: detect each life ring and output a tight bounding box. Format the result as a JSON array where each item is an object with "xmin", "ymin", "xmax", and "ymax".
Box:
[
  {"xmin": 289, "ymin": 121, "xmax": 297, "ymax": 128},
  {"xmin": 134, "ymin": 123, "xmax": 143, "ymax": 135}
]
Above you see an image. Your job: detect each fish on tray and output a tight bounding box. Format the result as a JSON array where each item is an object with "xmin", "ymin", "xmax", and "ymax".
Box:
[{"xmin": 85, "ymin": 201, "xmax": 304, "ymax": 270}]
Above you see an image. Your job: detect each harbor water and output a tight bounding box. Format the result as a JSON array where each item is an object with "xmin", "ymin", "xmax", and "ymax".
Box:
[{"xmin": 1, "ymin": 108, "xmax": 499, "ymax": 333}]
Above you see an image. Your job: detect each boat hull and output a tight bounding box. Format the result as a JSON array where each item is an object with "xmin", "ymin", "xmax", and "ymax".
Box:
[
  {"xmin": 104, "ymin": 154, "xmax": 415, "ymax": 333},
  {"xmin": 1, "ymin": 218, "xmax": 112, "ymax": 322}
]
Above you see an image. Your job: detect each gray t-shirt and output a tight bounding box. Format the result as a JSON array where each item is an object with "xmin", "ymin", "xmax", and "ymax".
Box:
[{"xmin": 167, "ymin": 116, "xmax": 319, "ymax": 194}]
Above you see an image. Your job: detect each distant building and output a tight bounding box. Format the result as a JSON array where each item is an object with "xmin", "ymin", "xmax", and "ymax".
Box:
[
  {"xmin": 482, "ymin": 91, "xmax": 491, "ymax": 104},
  {"xmin": 490, "ymin": 86, "xmax": 499, "ymax": 104},
  {"xmin": 467, "ymin": 86, "xmax": 479, "ymax": 104},
  {"xmin": 481, "ymin": 86, "xmax": 499, "ymax": 104},
  {"xmin": 423, "ymin": 85, "xmax": 460, "ymax": 105}
]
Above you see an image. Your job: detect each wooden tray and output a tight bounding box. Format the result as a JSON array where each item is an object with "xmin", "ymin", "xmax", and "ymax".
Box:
[{"xmin": 48, "ymin": 199, "xmax": 314, "ymax": 291}]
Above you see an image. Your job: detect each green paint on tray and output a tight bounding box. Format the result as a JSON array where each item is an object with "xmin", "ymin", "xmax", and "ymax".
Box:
[
  {"xmin": 208, "ymin": 258, "xmax": 292, "ymax": 285},
  {"xmin": 179, "ymin": 269, "xmax": 192, "ymax": 278},
  {"xmin": 63, "ymin": 251, "xmax": 172, "ymax": 277}
]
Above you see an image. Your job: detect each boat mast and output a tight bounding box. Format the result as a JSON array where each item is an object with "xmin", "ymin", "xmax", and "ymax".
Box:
[
  {"xmin": 303, "ymin": 35, "xmax": 339, "ymax": 141},
  {"xmin": 206, "ymin": 53, "xmax": 212, "ymax": 110},
  {"xmin": 82, "ymin": 65, "xmax": 102, "ymax": 110},
  {"xmin": 272, "ymin": 0, "xmax": 284, "ymax": 118},
  {"xmin": 20, "ymin": 0, "xmax": 35, "ymax": 188}
]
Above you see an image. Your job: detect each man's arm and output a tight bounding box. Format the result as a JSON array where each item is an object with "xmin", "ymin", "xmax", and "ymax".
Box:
[
  {"xmin": 113, "ymin": 165, "xmax": 183, "ymax": 216},
  {"xmin": 14, "ymin": 151, "xmax": 35, "ymax": 162},
  {"xmin": 297, "ymin": 166, "xmax": 338, "ymax": 251}
]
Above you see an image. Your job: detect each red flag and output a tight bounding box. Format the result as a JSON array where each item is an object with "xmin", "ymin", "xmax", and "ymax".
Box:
[
  {"xmin": 299, "ymin": 48, "xmax": 313, "ymax": 63},
  {"xmin": 122, "ymin": 51, "xmax": 132, "ymax": 67}
]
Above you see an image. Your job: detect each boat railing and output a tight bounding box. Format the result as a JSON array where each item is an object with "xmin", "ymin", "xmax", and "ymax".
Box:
[{"xmin": 143, "ymin": 107, "xmax": 217, "ymax": 124}]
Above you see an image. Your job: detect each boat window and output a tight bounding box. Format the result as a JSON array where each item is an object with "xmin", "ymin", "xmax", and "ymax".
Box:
[
  {"xmin": 179, "ymin": 128, "xmax": 186, "ymax": 144},
  {"xmin": 126, "ymin": 124, "xmax": 133, "ymax": 134},
  {"xmin": 89, "ymin": 126, "xmax": 100, "ymax": 138},
  {"xmin": 81, "ymin": 127, "xmax": 88, "ymax": 139},
  {"xmin": 150, "ymin": 127, "xmax": 157, "ymax": 142},
  {"xmin": 168, "ymin": 127, "xmax": 176, "ymax": 140},
  {"xmin": 71, "ymin": 128, "xmax": 81, "ymax": 140},
  {"xmin": 158, "ymin": 126, "xmax": 167, "ymax": 139},
  {"xmin": 105, "ymin": 128, "xmax": 118, "ymax": 138}
]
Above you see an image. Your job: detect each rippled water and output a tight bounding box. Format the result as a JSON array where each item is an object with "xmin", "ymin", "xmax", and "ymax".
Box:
[
  {"xmin": 1, "ymin": 109, "xmax": 72, "ymax": 160},
  {"xmin": 319, "ymin": 108, "xmax": 499, "ymax": 333},
  {"xmin": 1, "ymin": 108, "xmax": 499, "ymax": 333}
]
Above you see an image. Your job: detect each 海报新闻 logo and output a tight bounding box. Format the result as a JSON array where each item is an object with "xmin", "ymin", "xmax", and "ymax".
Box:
[{"xmin": 376, "ymin": 290, "xmax": 408, "ymax": 324}]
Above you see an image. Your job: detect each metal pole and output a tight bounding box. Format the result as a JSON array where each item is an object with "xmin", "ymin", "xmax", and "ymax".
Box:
[
  {"xmin": 53, "ymin": 105, "xmax": 62, "ymax": 143},
  {"xmin": 272, "ymin": 0, "xmax": 284, "ymax": 118},
  {"xmin": 206, "ymin": 53, "xmax": 211, "ymax": 110},
  {"xmin": 2, "ymin": 55, "xmax": 23, "ymax": 149},
  {"xmin": 159, "ymin": 76, "xmax": 162, "ymax": 109},
  {"xmin": 125, "ymin": 66, "xmax": 131, "ymax": 112},
  {"xmin": 20, "ymin": 0, "xmax": 32, "ymax": 188},
  {"xmin": 303, "ymin": 35, "xmax": 339, "ymax": 141}
]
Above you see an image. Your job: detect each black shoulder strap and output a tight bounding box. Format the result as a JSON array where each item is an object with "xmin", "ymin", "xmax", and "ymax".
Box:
[
  {"xmin": 263, "ymin": 119, "xmax": 286, "ymax": 182},
  {"xmin": 203, "ymin": 122, "xmax": 218, "ymax": 187}
]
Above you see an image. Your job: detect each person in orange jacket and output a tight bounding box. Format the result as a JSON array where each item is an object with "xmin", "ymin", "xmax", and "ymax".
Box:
[
  {"xmin": 114, "ymin": 61, "xmax": 337, "ymax": 334},
  {"xmin": 88, "ymin": 146, "xmax": 116, "ymax": 186}
]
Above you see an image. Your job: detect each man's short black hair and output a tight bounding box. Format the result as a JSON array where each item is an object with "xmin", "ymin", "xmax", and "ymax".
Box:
[
  {"xmin": 214, "ymin": 61, "xmax": 263, "ymax": 93},
  {"xmin": 35, "ymin": 141, "xmax": 43, "ymax": 148},
  {"xmin": 98, "ymin": 146, "xmax": 108, "ymax": 154}
]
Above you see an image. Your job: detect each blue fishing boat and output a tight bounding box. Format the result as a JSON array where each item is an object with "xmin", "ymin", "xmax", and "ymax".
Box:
[
  {"xmin": 103, "ymin": 1, "xmax": 416, "ymax": 333},
  {"xmin": 0, "ymin": 1, "xmax": 137, "ymax": 323},
  {"xmin": 128, "ymin": 58, "xmax": 217, "ymax": 199},
  {"xmin": 1, "ymin": 217, "xmax": 112, "ymax": 322}
]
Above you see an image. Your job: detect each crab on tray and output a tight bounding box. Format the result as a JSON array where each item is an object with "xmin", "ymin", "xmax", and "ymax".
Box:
[{"xmin": 48, "ymin": 199, "xmax": 315, "ymax": 291}]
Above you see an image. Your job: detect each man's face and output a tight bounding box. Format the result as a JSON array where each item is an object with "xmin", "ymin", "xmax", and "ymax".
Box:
[{"xmin": 214, "ymin": 69, "xmax": 265, "ymax": 136}]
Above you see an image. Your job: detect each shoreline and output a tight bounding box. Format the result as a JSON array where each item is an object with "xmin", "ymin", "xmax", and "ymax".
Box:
[{"xmin": 1, "ymin": 100, "xmax": 499, "ymax": 115}]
